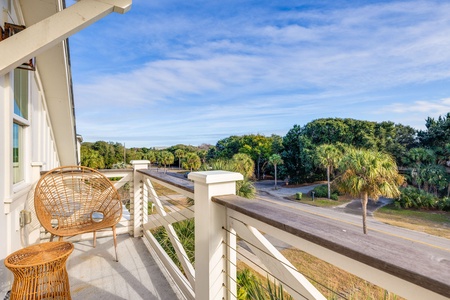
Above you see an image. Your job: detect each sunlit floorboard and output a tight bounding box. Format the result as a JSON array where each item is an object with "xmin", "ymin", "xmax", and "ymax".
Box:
[{"xmin": 68, "ymin": 234, "xmax": 180, "ymax": 300}]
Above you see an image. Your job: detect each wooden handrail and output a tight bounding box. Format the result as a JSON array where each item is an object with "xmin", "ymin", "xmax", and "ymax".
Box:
[{"xmin": 213, "ymin": 194, "xmax": 450, "ymax": 299}]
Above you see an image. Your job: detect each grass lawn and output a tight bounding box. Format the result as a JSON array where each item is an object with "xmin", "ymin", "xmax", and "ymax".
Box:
[
  {"xmin": 280, "ymin": 248, "xmax": 404, "ymax": 300},
  {"xmin": 285, "ymin": 193, "xmax": 353, "ymax": 208},
  {"xmin": 374, "ymin": 204, "xmax": 450, "ymax": 239},
  {"xmin": 238, "ymin": 249, "xmax": 404, "ymax": 300}
]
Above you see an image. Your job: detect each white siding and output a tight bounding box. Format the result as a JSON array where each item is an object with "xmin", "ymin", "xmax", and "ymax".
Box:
[{"xmin": 0, "ymin": 0, "xmax": 65, "ymax": 293}]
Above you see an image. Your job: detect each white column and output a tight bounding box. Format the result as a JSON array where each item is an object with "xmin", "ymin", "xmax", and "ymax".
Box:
[
  {"xmin": 0, "ymin": 74, "xmax": 12, "ymax": 259},
  {"xmin": 189, "ymin": 171, "xmax": 243, "ymax": 300},
  {"xmin": 0, "ymin": 0, "xmax": 132, "ymax": 76},
  {"xmin": 131, "ymin": 160, "xmax": 149, "ymax": 237}
]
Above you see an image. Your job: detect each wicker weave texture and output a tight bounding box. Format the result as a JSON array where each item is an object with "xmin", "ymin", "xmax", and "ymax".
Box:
[
  {"xmin": 4, "ymin": 242, "xmax": 73, "ymax": 300},
  {"xmin": 34, "ymin": 166, "xmax": 122, "ymax": 261},
  {"xmin": 34, "ymin": 166, "xmax": 122, "ymax": 237}
]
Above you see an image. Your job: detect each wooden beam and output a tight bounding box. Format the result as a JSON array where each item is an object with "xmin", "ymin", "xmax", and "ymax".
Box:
[{"xmin": 0, "ymin": 0, "xmax": 132, "ymax": 76}]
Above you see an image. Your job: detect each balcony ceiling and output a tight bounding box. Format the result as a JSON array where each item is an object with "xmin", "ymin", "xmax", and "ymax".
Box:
[{"xmin": 19, "ymin": 0, "xmax": 77, "ymax": 165}]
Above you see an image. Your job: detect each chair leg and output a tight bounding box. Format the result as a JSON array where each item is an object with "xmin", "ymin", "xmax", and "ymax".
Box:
[
  {"xmin": 93, "ymin": 231, "xmax": 96, "ymax": 248},
  {"xmin": 113, "ymin": 225, "xmax": 118, "ymax": 262}
]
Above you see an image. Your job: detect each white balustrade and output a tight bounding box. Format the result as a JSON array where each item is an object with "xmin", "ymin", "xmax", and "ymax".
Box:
[{"xmin": 109, "ymin": 164, "xmax": 450, "ymax": 300}]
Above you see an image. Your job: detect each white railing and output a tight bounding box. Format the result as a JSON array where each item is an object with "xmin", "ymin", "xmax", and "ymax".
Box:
[{"xmin": 113, "ymin": 161, "xmax": 450, "ymax": 300}]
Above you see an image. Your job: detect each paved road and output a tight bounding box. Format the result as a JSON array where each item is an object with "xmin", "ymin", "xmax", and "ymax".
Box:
[{"xmin": 254, "ymin": 181, "xmax": 450, "ymax": 252}]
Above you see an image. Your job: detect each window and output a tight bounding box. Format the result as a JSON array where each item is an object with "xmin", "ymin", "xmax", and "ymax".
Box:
[
  {"xmin": 12, "ymin": 69, "xmax": 29, "ymax": 184},
  {"xmin": 14, "ymin": 68, "xmax": 28, "ymax": 119},
  {"xmin": 12, "ymin": 123, "xmax": 22, "ymax": 183}
]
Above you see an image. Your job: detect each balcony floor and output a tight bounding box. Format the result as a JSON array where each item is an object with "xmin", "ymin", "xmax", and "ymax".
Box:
[{"xmin": 67, "ymin": 234, "xmax": 180, "ymax": 300}]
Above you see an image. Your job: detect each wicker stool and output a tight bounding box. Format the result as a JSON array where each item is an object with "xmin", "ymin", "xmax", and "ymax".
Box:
[{"xmin": 4, "ymin": 242, "xmax": 74, "ymax": 300}]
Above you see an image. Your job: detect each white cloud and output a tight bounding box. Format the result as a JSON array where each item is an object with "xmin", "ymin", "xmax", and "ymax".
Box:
[
  {"xmin": 71, "ymin": 0, "xmax": 450, "ymax": 146},
  {"xmin": 383, "ymin": 98, "xmax": 450, "ymax": 114}
]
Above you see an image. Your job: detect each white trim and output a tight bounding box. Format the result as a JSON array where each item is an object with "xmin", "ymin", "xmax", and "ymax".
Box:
[{"xmin": 0, "ymin": 0, "xmax": 132, "ymax": 76}]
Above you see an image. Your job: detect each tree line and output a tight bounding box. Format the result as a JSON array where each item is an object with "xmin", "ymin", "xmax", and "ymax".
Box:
[{"xmin": 81, "ymin": 113, "xmax": 450, "ymax": 199}]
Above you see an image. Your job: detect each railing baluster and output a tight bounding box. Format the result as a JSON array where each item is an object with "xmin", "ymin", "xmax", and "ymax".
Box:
[
  {"xmin": 131, "ymin": 160, "xmax": 150, "ymax": 237},
  {"xmin": 231, "ymin": 219, "xmax": 325, "ymax": 299},
  {"xmin": 145, "ymin": 177, "xmax": 196, "ymax": 287}
]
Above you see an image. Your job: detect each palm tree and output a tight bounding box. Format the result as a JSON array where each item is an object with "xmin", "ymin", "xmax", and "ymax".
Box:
[
  {"xmin": 174, "ymin": 149, "xmax": 186, "ymax": 169},
  {"xmin": 144, "ymin": 150, "xmax": 156, "ymax": 167},
  {"xmin": 404, "ymin": 147, "xmax": 435, "ymax": 190},
  {"xmin": 419, "ymin": 164, "xmax": 448, "ymax": 195},
  {"xmin": 268, "ymin": 154, "xmax": 283, "ymax": 189},
  {"xmin": 232, "ymin": 153, "xmax": 255, "ymax": 179},
  {"xmin": 201, "ymin": 157, "xmax": 256, "ymax": 198},
  {"xmin": 80, "ymin": 146, "xmax": 105, "ymax": 169},
  {"xmin": 182, "ymin": 152, "xmax": 201, "ymax": 172},
  {"xmin": 159, "ymin": 151, "xmax": 174, "ymax": 173},
  {"xmin": 315, "ymin": 144, "xmax": 341, "ymax": 199},
  {"xmin": 335, "ymin": 149, "xmax": 404, "ymax": 234}
]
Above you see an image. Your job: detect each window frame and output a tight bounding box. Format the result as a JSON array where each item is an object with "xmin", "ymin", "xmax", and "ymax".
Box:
[{"xmin": 12, "ymin": 69, "xmax": 30, "ymax": 185}]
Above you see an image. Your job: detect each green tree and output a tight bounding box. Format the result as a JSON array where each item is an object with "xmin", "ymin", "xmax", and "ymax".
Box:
[
  {"xmin": 212, "ymin": 134, "xmax": 281, "ymax": 179},
  {"xmin": 144, "ymin": 150, "xmax": 157, "ymax": 167},
  {"xmin": 302, "ymin": 118, "xmax": 378, "ymax": 149},
  {"xmin": 281, "ymin": 125, "xmax": 315, "ymax": 184},
  {"xmin": 182, "ymin": 152, "xmax": 201, "ymax": 171},
  {"xmin": 127, "ymin": 148, "xmax": 143, "ymax": 162},
  {"xmin": 91, "ymin": 141, "xmax": 124, "ymax": 168},
  {"xmin": 202, "ymin": 158, "xmax": 256, "ymax": 198},
  {"xmin": 175, "ymin": 149, "xmax": 186, "ymax": 169},
  {"xmin": 232, "ymin": 153, "xmax": 255, "ymax": 179},
  {"xmin": 197, "ymin": 149, "xmax": 208, "ymax": 163},
  {"xmin": 315, "ymin": 144, "xmax": 341, "ymax": 199},
  {"xmin": 403, "ymin": 147, "xmax": 435, "ymax": 166},
  {"xmin": 418, "ymin": 112, "xmax": 450, "ymax": 148},
  {"xmin": 268, "ymin": 154, "xmax": 283, "ymax": 189},
  {"xmin": 419, "ymin": 164, "xmax": 448, "ymax": 195},
  {"xmin": 387, "ymin": 124, "xmax": 417, "ymax": 164},
  {"xmin": 239, "ymin": 135, "xmax": 273, "ymax": 180},
  {"xmin": 335, "ymin": 149, "xmax": 404, "ymax": 234},
  {"xmin": 403, "ymin": 147, "xmax": 436, "ymax": 190},
  {"xmin": 80, "ymin": 145, "xmax": 105, "ymax": 169},
  {"xmin": 159, "ymin": 151, "xmax": 174, "ymax": 173},
  {"xmin": 214, "ymin": 135, "xmax": 242, "ymax": 159}
]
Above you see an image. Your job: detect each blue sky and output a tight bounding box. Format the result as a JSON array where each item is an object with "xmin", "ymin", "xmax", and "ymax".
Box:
[{"xmin": 68, "ymin": 0, "xmax": 450, "ymax": 148}]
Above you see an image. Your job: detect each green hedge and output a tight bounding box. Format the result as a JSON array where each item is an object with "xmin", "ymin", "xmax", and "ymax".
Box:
[
  {"xmin": 394, "ymin": 186, "xmax": 450, "ymax": 211},
  {"xmin": 312, "ymin": 185, "xmax": 339, "ymax": 200}
]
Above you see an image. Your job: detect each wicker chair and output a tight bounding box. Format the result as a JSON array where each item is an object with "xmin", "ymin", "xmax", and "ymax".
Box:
[{"xmin": 34, "ymin": 166, "xmax": 122, "ymax": 261}]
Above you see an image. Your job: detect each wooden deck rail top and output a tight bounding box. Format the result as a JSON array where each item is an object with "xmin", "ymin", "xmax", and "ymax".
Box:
[
  {"xmin": 138, "ymin": 169, "xmax": 194, "ymax": 194},
  {"xmin": 212, "ymin": 194, "xmax": 450, "ymax": 299}
]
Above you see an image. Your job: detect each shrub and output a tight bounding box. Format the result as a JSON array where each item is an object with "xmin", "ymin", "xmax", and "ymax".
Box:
[
  {"xmin": 152, "ymin": 219, "xmax": 195, "ymax": 273},
  {"xmin": 237, "ymin": 269, "xmax": 292, "ymax": 300},
  {"xmin": 312, "ymin": 185, "xmax": 339, "ymax": 200},
  {"xmin": 236, "ymin": 179, "xmax": 257, "ymax": 199},
  {"xmin": 312, "ymin": 185, "xmax": 328, "ymax": 198},
  {"xmin": 394, "ymin": 187, "xmax": 438, "ymax": 209},
  {"xmin": 437, "ymin": 197, "xmax": 450, "ymax": 211}
]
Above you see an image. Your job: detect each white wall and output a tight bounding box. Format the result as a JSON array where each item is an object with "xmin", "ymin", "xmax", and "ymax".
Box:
[{"xmin": 0, "ymin": 0, "xmax": 64, "ymax": 295}]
